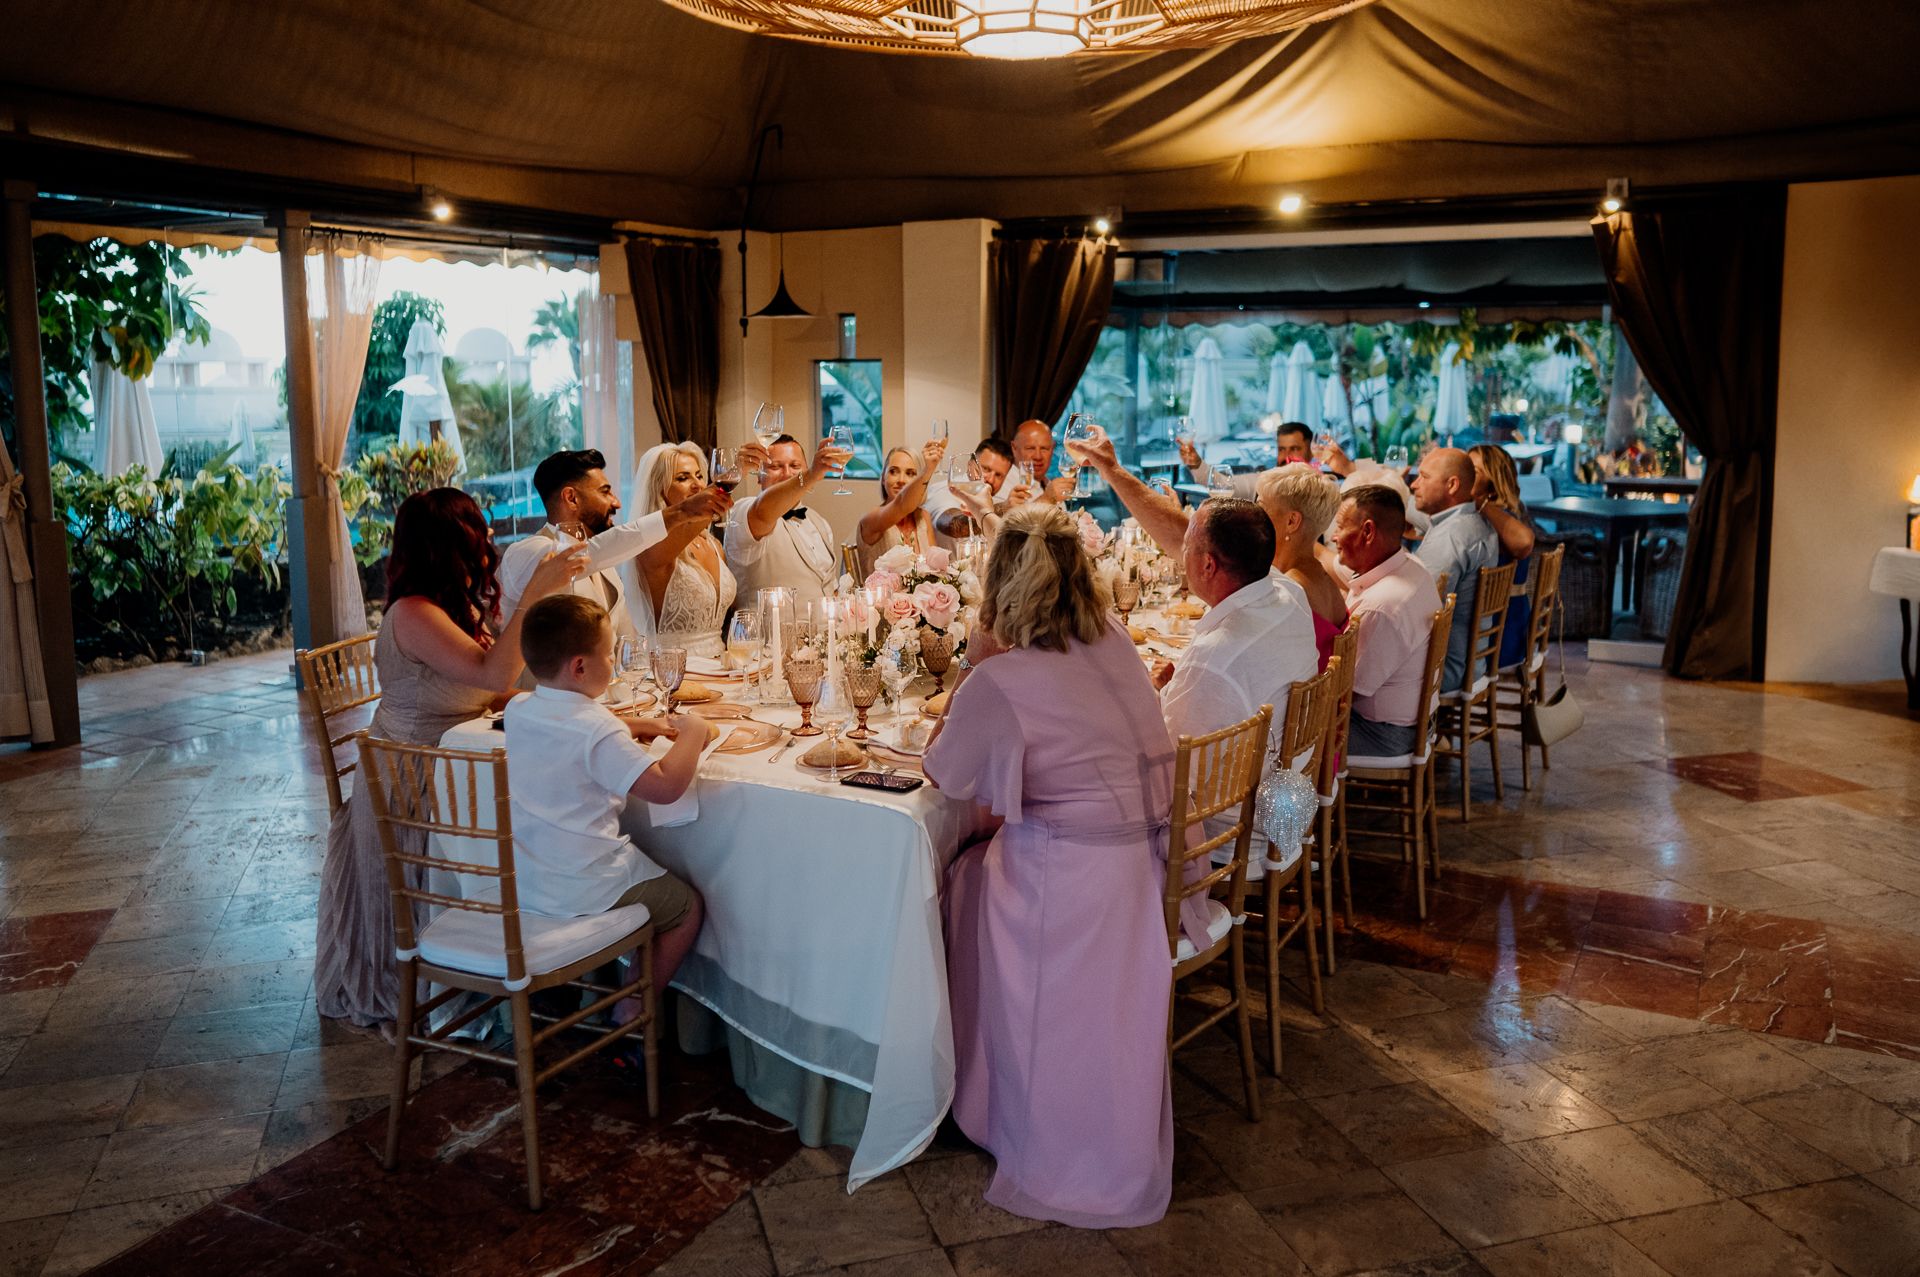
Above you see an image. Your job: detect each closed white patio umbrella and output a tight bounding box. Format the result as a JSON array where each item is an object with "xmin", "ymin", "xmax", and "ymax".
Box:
[
  {"xmin": 89, "ymin": 360, "xmax": 165, "ymax": 476},
  {"xmin": 1433, "ymin": 342, "xmax": 1470, "ymax": 442},
  {"xmin": 1264, "ymin": 347, "xmax": 1287, "ymax": 414},
  {"xmin": 226, "ymin": 405, "xmax": 258, "ymax": 470},
  {"xmin": 398, "ymin": 320, "xmax": 462, "ymax": 470},
  {"xmin": 1188, "ymin": 338, "xmax": 1229, "ymax": 442},
  {"xmin": 1280, "ymin": 341, "xmax": 1323, "ymax": 431}
]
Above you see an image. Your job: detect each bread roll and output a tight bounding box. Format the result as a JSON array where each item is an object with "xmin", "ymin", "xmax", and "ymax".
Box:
[
  {"xmin": 1165, "ymin": 601, "xmax": 1206, "ymax": 619},
  {"xmin": 675, "ymin": 681, "xmax": 716, "ymax": 702},
  {"xmin": 801, "ymin": 737, "xmax": 866, "ymax": 768},
  {"xmin": 1127, "ymin": 625, "xmax": 1147, "ymax": 644},
  {"xmin": 923, "ymin": 690, "xmax": 952, "ymax": 717}
]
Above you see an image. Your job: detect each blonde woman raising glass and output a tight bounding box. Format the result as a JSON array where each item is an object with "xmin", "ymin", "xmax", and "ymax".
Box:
[
  {"xmin": 1256, "ymin": 465, "xmax": 1349, "ymax": 670},
  {"xmin": 853, "ymin": 441, "xmax": 945, "ymax": 580},
  {"xmin": 621, "ymin": 442, "xmax": 736, "ymax": 659}
]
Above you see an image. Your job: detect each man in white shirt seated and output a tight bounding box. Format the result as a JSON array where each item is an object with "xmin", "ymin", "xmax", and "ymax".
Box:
[
  {"xmin": 506, "ymin": 594, "xmax": 710, "ymax": 1019},
  {"xmin": 1332, "ymin": 485, "xmax": 1441, "ymax": 759},
  {"xmin": 1152, "ymin": 499, "xmax": 1319, "ymax": 870},
  {"xmin": 1178, "ymin": 421, "xmax": 1317, "ymax": 498},
  {"xmin": 724, "ymin": 432, "xmax": 854, "ymax": 611},
  {"xmin": 928, "ymin": 437, "xmax": 1016, "ymax": 541},
  {"xmin": 1409, "ymin": 448, "xmax": 1498, "ymax": 693},
  {"xmin": 496, "ymin": 448, "xmax": 732, "ymax": 646},
  {"xmin": 1005, "ymin": 418, "xmax": 1077, "ymax": 507}
]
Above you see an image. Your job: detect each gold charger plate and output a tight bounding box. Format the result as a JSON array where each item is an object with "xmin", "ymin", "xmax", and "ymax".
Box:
[{"xmin": 713, "ymin": 720, "xmax": 783, "ymax": 754}]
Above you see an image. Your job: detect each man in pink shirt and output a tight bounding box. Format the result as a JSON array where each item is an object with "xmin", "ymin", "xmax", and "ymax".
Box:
[{"xmin": 1331, "ymin": 484, "xmax": 1440, "ymax": 758}]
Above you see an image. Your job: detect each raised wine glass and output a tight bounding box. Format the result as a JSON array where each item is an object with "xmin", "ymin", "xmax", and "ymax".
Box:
[
  {"xmin": 1208, "ymin": 462, "xmax": 1237, "ymax": 501},
  {"xmin": 751, "ymin": 403, "xmax": 783, "ymax": 482},
  {"xmin": 710, "ymin": 446, "xmax": 743, "ymax": 528},
  {"xmin": 554, "ymin": 519, "xmax": 588, "ymax": 581},
  {"xmin": 1064, "ymin": 414, "xmax": 1099, "ymax": 499},
  {"xmin": 828, "ymin": 423, "xmax": 855, "ymax": 496}
]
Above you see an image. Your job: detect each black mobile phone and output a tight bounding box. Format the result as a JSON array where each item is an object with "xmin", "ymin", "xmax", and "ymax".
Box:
[{"xmin": 841, "ymin": 771, "xmax": 923, "ymax": 794}]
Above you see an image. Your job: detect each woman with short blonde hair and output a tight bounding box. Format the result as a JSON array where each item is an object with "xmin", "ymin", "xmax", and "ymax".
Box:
[
  {"xmin": 924, "ymin": 498, "xmax": 1181, "ymax": 1230},
  {"xmin": 1256, "ymin": 466, "xmax": 1348, "ymax": 668},
  {"xmin": 853, "ymin": 441, "xmax": 946, "ymax": 581}
]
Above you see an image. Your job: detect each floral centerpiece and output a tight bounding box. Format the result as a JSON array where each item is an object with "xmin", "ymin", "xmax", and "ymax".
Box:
[{"xmin": 850, "ymin": 543, "xmax": 982, "ymax": 665}]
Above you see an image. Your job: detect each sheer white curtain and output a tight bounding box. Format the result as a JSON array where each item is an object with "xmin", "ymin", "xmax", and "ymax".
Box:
[
  {"xmin": 309, "ymin": 236, "xmax": 380, "ymax": 640},
  {"xmin": 0, "ymin": 443, "xmax": 52, "ymax": 742},
  {"xmin": 578, "ymin": 288, "xmax": 623, "ymax": 493}
]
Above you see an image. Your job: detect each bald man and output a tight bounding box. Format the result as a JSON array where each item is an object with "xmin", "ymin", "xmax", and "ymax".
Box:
[
  {"xmin": 1006, "ymin": 418, "xmax": 1076, "ymax": 506},
  {"xmin": 1410, "ymin": 447, "xmax": 1498, "ymax": 693}
]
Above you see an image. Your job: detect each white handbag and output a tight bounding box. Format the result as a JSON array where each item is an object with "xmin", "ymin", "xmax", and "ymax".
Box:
[{"xmin": 1521, "ymin": 587, "xmax": 1585, "ymax": 747}]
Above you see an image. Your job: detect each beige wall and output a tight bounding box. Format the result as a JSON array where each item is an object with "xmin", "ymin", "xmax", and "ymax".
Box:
[
  {"xmin": 903, "ymin": 220, "xmax": 994, "ymax": 459},
  {"xmin": 1769, "ymin": 174, "xmax": 1920, "ymax": 683}
]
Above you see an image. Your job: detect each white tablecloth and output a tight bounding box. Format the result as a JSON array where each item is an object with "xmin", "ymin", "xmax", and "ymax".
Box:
[
  {"xmin": 439, "ymin": 687, "xmax": 984, "ymax": 1191},
  {"xmin": 1869, "ymin": 546, "xmax": 1920, "ymax": 599}
]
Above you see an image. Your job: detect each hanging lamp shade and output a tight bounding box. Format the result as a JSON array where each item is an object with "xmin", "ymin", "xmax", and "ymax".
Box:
[
  {"xmin": 750, "ymin": 270, "xmax": 812, "ymax": 320},
  {"xmin": 663, "ymin": 0, "xmax": 1374, "ymax": 57}
]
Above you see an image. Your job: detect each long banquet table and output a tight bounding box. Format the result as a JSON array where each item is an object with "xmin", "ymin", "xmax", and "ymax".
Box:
[{"xmin": 439, "ymin": 682, "xmax": 988, "ymax": 1192}]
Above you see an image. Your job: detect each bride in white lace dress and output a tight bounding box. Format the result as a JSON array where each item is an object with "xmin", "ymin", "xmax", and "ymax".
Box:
[{"xmin": 620, "ymin": 442, "xmax": 736, "ymax": 658}]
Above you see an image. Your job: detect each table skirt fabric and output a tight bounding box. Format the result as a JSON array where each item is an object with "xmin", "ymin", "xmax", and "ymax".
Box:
[{"xmin": 680, "ymin": 996, "xmax": 871, "ymax": 1151}]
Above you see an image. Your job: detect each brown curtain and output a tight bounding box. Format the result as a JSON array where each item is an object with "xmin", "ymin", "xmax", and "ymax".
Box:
[
  {"xmin": 624, "ymin": 239, "xmax": 721, "ymax": 450},
  {"xmin": 1592, "ymin": 189, "xmax": 1786, "ymax": 681},
  {"xmin": 990, "ymin": 238, "xmax": 1116, "ymax": 438}
]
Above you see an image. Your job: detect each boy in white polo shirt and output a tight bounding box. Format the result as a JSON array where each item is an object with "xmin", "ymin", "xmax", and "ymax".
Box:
[{"xmin": 506, "ymin": 593, "xmax": 708, "ymax": 1021}]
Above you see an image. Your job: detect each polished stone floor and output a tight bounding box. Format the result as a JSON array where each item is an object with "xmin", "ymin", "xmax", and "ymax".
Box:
[{"xmin": 1, "ymin": 647, "xmax": 1917, "ymax": 1275}]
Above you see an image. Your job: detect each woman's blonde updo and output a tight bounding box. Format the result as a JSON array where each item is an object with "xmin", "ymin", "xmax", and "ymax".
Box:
[{"xmin": 978, "ymin": 503, "xmax": 1111, "ymax": 654}]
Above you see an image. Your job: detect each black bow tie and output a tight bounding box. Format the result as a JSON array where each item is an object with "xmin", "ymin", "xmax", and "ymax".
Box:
[{"xmin": 782, "ymin": 507, "xmax": 810, "ymax": 522}]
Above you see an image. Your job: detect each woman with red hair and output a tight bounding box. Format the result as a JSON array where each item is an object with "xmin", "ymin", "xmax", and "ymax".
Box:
[{"xmin": 314, "ymin": 488, "xmax": 585, "ymax": 1032}]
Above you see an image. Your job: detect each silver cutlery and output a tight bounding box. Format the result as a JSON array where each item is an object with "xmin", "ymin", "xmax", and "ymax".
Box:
[{"xmin": 767, "ymin": 735, "xmax": 796, "ymax": 764}]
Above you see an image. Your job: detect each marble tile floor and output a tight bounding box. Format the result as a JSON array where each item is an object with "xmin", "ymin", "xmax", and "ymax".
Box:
[{"xmin": 0, "ymin": 646, "xmax": 1918, "ymax": 1274}]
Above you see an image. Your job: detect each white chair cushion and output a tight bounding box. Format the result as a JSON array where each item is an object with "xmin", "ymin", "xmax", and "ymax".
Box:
[
  {"xmin": 1440, "ymin": 675, "xmax": 1493, "ymax": 703},
  {"xmin": 1347, "ymin": 753, "xmax": 1416, "ymax": 770},
  {"xmin": 416, "ymin": 887, "xmax": 651, "ymax": 984},
  {"xmin": 1174, "ymin": 897, "xmax": 1235, "ymax": 962},
  {"xmin": 1262, "ymin": 838, "xmax": 1303, "ymax": 876}
]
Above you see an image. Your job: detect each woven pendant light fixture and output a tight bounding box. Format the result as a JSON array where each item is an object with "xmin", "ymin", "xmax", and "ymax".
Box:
[{"xmin": 666, "ymin": 0, "xmax": 1375, "ymax": 58}]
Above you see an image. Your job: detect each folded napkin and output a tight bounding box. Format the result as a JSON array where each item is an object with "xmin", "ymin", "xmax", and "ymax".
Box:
[
  {"xmin": 643, "ymin": 728, "xmax": 728, "ymax": 827},
  {"xmin": 685, "ymin": 655, "xmax": 731, "ymax": 675}
]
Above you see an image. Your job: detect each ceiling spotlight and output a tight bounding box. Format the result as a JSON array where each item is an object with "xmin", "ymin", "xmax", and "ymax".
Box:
[
  {"xmin": 1418, "ymin": 301, "xmax": 1432, "ymax": 309},
  {"xmin": 1278, "ymin": 194, "xmax": 1304, "ymax": 215},
  {"xmin": 1602, "ymin": 177, "xmax": 1629, "ymax": 215},
  {"xmin": 1602, "ymin": 198, "xmax": 1621, "ymax": 213},
  {"xmin": 422, "ymin": 187, "xmax": 453, "ymax": 220},
  {"xmin": 1094, "ymin": 218, "xmax": 1111, "ymax": 234}
]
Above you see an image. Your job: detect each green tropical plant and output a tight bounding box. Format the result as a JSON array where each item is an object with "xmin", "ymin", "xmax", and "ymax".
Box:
[
  {"xmin": 450, "ymin": 374, "xmax": 574, "ymax": 476},
  {"xmin": 0, "ymin": 235, "xmax": 212, "ymax": 454},
  {"xmin": 348, "ymin": 440, "xmax": 463, "ymax": 560},
  {"xmin": 527, "ymin": 294, "xmax": 582, "ymax": 380},
  {"xmin": 353, "ymin": 292, "xmax": 447, "ymax": 446},
  {"xmin": 53, "ymin": 446, "xmax": 287, "ymax": 657}
]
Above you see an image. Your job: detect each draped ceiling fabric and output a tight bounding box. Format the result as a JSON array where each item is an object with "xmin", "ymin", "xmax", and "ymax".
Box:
[
  {"xmin": 1592, "ymin": 191, "xmax": 1787, "ymax": 683},
  {"xmin": 624, "ymin": 240, "xmax": 721, "ymax": 450},
  {"xmin": 990, "ymin": 238, "xmax": 1116, "ymax": 437},
  {"xmin": 2, "ymin": 2, "xmax": 1917, "ymax": 232}
]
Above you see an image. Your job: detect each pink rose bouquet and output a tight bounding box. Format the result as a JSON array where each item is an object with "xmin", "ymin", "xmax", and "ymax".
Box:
[{"xmin": 913, "ymin": 581, "xmax": 962, "ymax": 630}]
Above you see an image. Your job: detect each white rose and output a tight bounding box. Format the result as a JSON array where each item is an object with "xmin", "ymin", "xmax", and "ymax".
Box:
[{"xmin": 875, "ymin": 544, "xmax": 918, "ymax": 574}]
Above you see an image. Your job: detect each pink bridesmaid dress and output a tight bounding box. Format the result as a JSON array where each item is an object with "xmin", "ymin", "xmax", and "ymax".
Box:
[
  {"xmin": 1313, "ymin": 610, "xmax": 1343, "ymax": 671},
  {"xmin": 925, "ymin": 619, "xmax": 1190, "ymax": 1229}
]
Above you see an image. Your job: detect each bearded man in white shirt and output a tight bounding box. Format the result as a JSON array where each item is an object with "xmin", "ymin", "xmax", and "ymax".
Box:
[
  {"xmin": 496, "ymin": 448, "xmax": 732, "ymax": 647},
  {"xmin": 724, "ymin": 433, "xmax": 854, "ymax": 610},
  {"xmin": 1153, "ymin": 499, "xmax": 1319, "ymax": 871}
]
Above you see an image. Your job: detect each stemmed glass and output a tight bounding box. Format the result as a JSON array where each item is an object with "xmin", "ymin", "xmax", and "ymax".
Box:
[
  {"xmin": 812, "ymin": 676, "xmax": 855, "ymax": 777},
  {"xmin": 615, "ymin": 635, "xmax": 642, "ymax": 705},
  {"xmin": 651, "ymin": 646, "xmax": 687, "ymax": 711},
  {"xmin": 932, "ymin": 419, "xmax": 952, "ymax": 483},
  {"xmin": 726, "ymin": 611, "xmax": 761, "ymax": 701},
  {"xmin": 1208, "ymin": 462, "xmax": 1237, "ymax": 501},
  {"xmin": 1174, "ymin": 417, "xmax": 1195, "ymax": 454},
  {"xmin": 1065, "ymin": 414, "xmax": 1098, "ymax": 499},
  {"xmin": 786, "ymin": 655, "xmax": 824, "ymax": 737},
  {"xmin": 844, "ymin": 663, "xmax": 883, "ymax": 741},
  {"xmin": 828, "ymin": 423, "xmax": 855, "ymax": 496},
  {"xmin": 1113, "ymin": 577, "xmax": 1142, "ymax": 625},
  {"xmin": 710, "ymin": 447, "xmax": 743, "ymax": 528},
  {"xmin": 554, "ymin": 520, "xmax": 588, "ymax": 580},
  {"xmin": 752, "ymin": 404, "xmax": 783, "ymax": 482},
  {"xmin": 1385, "ymin": 444, "xmax": 1409, "ymax": 472},
  {"xmin": 881, "ymin": 647, "xmax": 915, "ymax": 722}
]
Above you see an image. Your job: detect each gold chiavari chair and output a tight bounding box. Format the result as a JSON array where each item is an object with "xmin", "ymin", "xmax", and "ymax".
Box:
[
  {"xmin": 1246, "ymin": 663, "xmax": 1336, "ymax": 1074},
  {"xmin": 1433, "ymin": 560, "xmax": 1518, "ymax": 824},
  {"xmin": 1346, "ymin": 597, "xmax": 1455, "ymax": 919},
  {"xmin": 1315, "ymin": 619, "xmax": 1362, "ymax": 974},
  {"xmin": 359, "ymin": 733, "xmax": 659, "ymax": 1211},
  {"xmin": 296, "ymin": 634, "xmax": 380, "ymax": 816},
  {"xmin": 1164, "ymin": 704, "xmax": 1272, "ymax": 1122},
  {"xmin": 1496, "ymin": 544, "xmax": 1566, "ymax": 789}
]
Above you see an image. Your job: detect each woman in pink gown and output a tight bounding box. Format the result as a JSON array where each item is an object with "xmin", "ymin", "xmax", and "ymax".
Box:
[{"xmin": 924, "ymin": 503, "xmax": 1181, "ymax": 1229}]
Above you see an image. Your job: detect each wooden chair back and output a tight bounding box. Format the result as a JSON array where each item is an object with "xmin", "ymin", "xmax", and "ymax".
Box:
[
  {"xmin": 1525, "ymin": 544, "xmax": 1565, "ymax": 672},
  {"xmin": 1163, "ymin": 704, "xmax": 1272, "ymax": 965},
  {"xmin": 355, "ymin": 733, "xmax": 531, "ymax": 990},
  {"xmin": 297, "ymin": 634, "xmax": 381, "ymax": 815},
  {"xmin": 1414, "ymin": 596, "xmax": 1458, "ymax": 749},
  {"xmin": 1465, "ymin": 561, "xmax": 1519, "ymax": 691},
  {"xmin": 1278, "ymin": 661, "xmax": 1339, "ymax": 779},
  {"xmin": 1434, "ymin": 571, "xmax": 1449, "ymax": 600},
  {"xmin": 1323, "ymin": 617, "xmax": 1363, "ymax": 782}
]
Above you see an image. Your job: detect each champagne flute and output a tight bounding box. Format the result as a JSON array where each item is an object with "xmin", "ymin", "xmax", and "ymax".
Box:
[
  {"xmin": 932, "ymin": 418, "xmax": 953, "ymax": 484},
  {"xmin": 710, "ymin": 446, "xmax": 743, "ymax": 528},
  {"xmin": 726, "ymin": 610, "xmax": 761, "ymax": 701},
  {"xmin": 828, "ymin": 423, "xmax": 855, "ymax": 496},
  {"xmin": 1385, "ymin": 444, "xmax": 1409, "ymax": 471}
]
